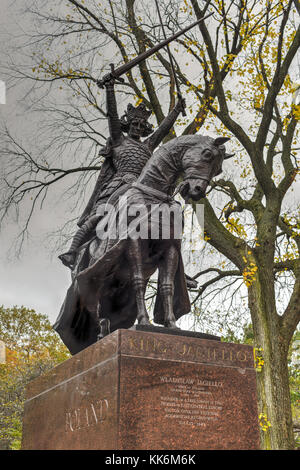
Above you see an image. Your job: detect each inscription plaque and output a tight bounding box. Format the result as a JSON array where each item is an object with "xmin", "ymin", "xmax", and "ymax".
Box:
[
  {"xmin": 160, "ymin": 375, "xmax": 223, "ymax": 428},
  {"xmin": 22, "ymin": 328, "xmax": 260, "ymax": 450}
]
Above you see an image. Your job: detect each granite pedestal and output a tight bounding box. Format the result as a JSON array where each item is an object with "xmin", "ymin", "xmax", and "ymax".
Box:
[{"xmin": 22, "ymin": 327, "xmax": 260, "ymax": 450}]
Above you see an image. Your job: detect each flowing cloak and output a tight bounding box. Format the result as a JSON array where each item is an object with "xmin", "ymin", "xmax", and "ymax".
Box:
[{"xmin": 53, "ymin": 185, "xmax": 191, "ymax": 355}]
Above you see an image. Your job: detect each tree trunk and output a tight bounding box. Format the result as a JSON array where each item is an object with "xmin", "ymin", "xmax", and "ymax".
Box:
[{"xmin": 248, "ymin": 269, "xmax": 295, "ymax": 449}]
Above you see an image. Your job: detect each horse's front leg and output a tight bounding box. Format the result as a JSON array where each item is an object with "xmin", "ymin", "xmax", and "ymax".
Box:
[
  {"xmin": 126, "ymin": 239, "xmax": 150, "ymax": 326},
  {"xmin": 158, "ymin": 243, "xmax": 179, "ymax": 329}
]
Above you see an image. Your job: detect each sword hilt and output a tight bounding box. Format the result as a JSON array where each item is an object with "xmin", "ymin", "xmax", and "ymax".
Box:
[{"xmin": 97, "ymin": 63, "xmax": 125, "ymax": 89}]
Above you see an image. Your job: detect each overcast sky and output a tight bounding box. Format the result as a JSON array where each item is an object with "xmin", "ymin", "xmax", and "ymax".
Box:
[{"xmin": 0, "ymin": 1, "xmax": 73, "ymax": 323}]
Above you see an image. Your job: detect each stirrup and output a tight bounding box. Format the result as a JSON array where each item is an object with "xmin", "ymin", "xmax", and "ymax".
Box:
[{"xmin": 97, "ymin": 318, "xmax": 111, "ymax": 340}]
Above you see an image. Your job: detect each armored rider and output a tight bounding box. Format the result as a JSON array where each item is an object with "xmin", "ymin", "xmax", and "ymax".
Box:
[{"xmin": 59, "ymin": 79, "xmax": 186, "ymax": 269}]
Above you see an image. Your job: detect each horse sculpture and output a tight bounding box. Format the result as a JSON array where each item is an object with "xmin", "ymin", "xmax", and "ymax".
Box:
[{"xmin": 54, "ymin": 134, "xmax": 233, "ymax": 354}]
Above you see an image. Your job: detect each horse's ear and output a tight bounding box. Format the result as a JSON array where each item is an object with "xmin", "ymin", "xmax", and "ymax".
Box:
[
  {"xmin": 213, "ymin": 137, "xmax": 230, "ymax": 147},
  {"xmin": 224, "ymin": 153, "xmax": 235, "ymax": 160}
]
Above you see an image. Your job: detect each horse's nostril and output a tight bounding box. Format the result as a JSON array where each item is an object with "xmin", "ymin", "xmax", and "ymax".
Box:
[{"xmin": 195, "ymin": 186, "xmax": 202, "ymax": 192}]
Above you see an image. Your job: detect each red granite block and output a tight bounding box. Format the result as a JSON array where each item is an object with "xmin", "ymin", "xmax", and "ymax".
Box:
[{"xmin": 22, "ymin": 329, "xmax": 260, "ymax": 450}]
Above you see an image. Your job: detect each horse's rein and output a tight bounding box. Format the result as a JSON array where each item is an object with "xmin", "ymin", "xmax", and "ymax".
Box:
[{"xmin": 132, "ymin": 182, "xmax": 174, "ymax": 203}]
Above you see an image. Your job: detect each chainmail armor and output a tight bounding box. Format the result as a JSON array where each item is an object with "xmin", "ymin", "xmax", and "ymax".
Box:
[{"xmin": 112, "ymin": 137, "xmax": 152, "ymax": 176}]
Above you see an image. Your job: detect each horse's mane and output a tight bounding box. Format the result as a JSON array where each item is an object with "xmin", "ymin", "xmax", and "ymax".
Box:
[
  {"xmin": 154, "ymin": 134, "xmax": 215, "ymax": 169},
  {"xmin": 162, "ymin": 134, "xmax": 214, "ymax": 152}
]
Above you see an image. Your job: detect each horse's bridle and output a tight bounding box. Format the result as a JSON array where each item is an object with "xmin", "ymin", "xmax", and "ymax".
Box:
[{"xmin": 183, "ymin": 175, "xmax": 211, "ymax": 184}]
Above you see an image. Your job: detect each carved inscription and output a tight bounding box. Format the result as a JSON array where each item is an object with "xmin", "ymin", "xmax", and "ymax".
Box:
[
  {"xmin": 127, "ymin": 336, "xmax": 250, "ymax": 365},
  {"xmin": 65, "ymin": 398, "xmax": 109, "ymax": 432},
  {"xmin": 160, "ymin": 376, "xmax": 223, "ymax": 428},
  {"xmin": 128, "ymin": 337, "xmax": 167, "ymax": 354},
  {"xmin": 178, "ymin": 344, "xmax": 248, "ymax": 363}
]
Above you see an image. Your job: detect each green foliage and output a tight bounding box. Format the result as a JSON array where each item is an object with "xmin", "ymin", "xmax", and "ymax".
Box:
[
  {"xmin": 221, "ymin": 323, "xmax": 254, "ymax": 345},
  {"xmin": 0, "ymin": 306, "xmax": 70, "ymax": 450},
  {"xmin": 0, "ymin": 305, "xmax": 70, "ymax": 362}
]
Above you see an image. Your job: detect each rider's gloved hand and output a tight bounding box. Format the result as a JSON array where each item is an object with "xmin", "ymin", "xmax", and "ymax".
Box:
[{"xmin": 175, "ymin": 96, "xmax": 186, "ymax": 113}]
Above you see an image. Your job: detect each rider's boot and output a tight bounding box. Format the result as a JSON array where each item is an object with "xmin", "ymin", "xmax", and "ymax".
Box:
[
  {"xmin": 58, "ymin": 215, "xmax": 100, "ymax": 269},
  {"xmin": 58, "ymin": 225, "xmax": 86, "ymax": 269}
]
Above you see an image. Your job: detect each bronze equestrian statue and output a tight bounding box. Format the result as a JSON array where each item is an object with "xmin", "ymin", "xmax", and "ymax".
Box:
[{"xmin": 54, "ymin": 14, "xmax": 234, "ymax": 354}]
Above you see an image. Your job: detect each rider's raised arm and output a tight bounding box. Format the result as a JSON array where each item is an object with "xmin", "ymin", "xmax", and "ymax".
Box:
[
  {"xmin": 105, "ymin": 80, "xmax": 123, "ymax": 144},
  {"xmin": 145, "ymin": 98, "xmax": 186, "ymax": 151}
]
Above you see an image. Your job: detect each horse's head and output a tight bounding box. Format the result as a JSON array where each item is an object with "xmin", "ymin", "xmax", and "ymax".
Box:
[{"xmin": 180, "ymin": 136, "xmax": 234, "ymax": 201}]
